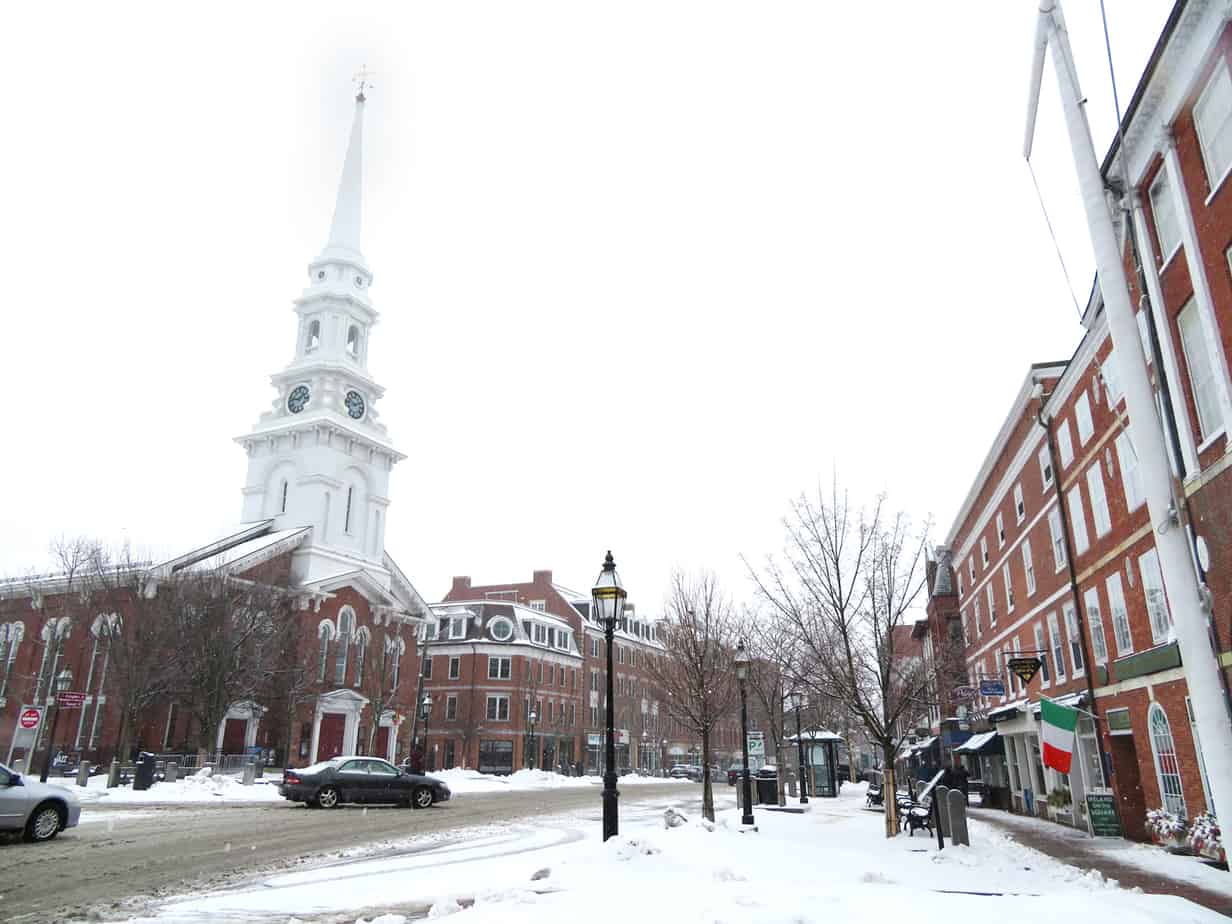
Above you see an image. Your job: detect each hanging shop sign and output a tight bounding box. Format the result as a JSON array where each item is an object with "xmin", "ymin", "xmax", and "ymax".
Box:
[
  {"xmin": 951, "ymin": 685, "xmax": 977, "ymax": 702},
  {"xmin": 978, "ymin": 678, "xmax": 1006, "ymax": 697},
  {"xmin": 1008, "ymin": 657, "xmax": 1044, "ymax": 685}
]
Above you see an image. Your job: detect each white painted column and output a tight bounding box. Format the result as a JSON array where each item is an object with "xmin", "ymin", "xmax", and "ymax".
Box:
[
  {"xmin": 1129, "ymin": 190, "xmax": 1200, "ymax": 478},
  {"xmin": 343, "ymin": 711, "xmax": 359, "ymax": 755},
  {"xmin": 309, "ymin": 702, "xmax": 323, "ymax": 764},
  {"xmin": 1162, "ymin": 136, "xmax": 1232, "ymax": 445},
  {"xmin": 1041, "ymin": 0, "xmax": 1232, "ymax": 831}
]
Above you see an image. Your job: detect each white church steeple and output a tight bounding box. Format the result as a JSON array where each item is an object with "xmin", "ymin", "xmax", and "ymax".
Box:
[{"xmin": 236, "ymin": 85, "xmax": 405, "ymax": 588}]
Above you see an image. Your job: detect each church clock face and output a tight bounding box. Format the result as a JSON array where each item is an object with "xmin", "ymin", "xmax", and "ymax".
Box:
[
  {"xmin": 345, "ymin": 390, "xmax": 366, "ymax": 420},
  {"xmin": 287, "ymin": 384, "xmax": 310, "ymax": 414}
]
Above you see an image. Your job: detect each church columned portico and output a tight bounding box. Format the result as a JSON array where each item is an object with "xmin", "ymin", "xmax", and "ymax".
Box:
[{"xmin": 310, "ymin": 689, "xmax": 369, "ymax": 763}]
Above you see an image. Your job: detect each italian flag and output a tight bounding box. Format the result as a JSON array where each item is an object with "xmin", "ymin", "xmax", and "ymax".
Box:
[{"xmin": 1041, "ymin": 697, "xmax": 1079, "ymax": 774}]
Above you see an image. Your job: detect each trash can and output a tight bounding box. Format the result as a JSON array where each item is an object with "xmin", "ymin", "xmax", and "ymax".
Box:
[
  {"xmin": 755, "ymin": 766, "xmax": 778, "ymax": 805},
  {"xmin": 133, "ymin": 752, "xmax": 157, "ymax": 791}
]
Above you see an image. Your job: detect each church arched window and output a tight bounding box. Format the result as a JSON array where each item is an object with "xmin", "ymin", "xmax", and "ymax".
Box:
[
  {"xmin": 335, "ymin": 607, "xmax": 355, "ymax": 685},
  {"xmin": 346, "ymin": 324, "xmax": 361, "ymax": 358},
  {"xmin": 354, "ymin": 627, "xmax": 370, "ymax": 688},
  {"xmin": 344, "ymin": 486, "xmax": 354, "ymax": 534},
  {"xmin": 307, "ymin": 319, "xmax": 321, "ymax": 352},
  {"xmin": 317, "ymin": 622, "xmax": 335, "ymax": 683}
]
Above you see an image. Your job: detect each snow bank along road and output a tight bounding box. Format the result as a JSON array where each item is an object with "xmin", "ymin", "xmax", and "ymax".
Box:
[{"xmin": 0, "ymin": 781, "xmax": 694, "ymax": 924}]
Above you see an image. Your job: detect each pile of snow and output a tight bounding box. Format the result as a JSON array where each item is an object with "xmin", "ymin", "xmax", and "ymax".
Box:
[
  {"xmin": 67, "ymin": 766, "xmax": 284, "ymax": 805},
  {"xmin": 427, "ymin": 768, "xmax": 688, "ymax": 794}
]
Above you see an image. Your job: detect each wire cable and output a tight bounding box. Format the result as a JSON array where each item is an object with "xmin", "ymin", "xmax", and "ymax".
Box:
[{"xmin": 1026, "ymin": 157, "xmax": 1084, "ymax": 318}]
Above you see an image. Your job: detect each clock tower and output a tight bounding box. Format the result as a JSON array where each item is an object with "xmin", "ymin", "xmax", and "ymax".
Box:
[{"xmin": 236, "ymin": 88, "xmax": 405, "ymax": 587}]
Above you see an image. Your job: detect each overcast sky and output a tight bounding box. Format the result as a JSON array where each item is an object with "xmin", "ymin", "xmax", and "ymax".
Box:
[{"xmin": 0, "ymin": 2, "xmax": 1172, "ymax": 609}]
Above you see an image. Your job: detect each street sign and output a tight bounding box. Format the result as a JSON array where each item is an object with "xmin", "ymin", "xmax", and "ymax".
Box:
[
  {"xmin": 1008, "ymin": 657, "xmax": 1043, "ymax": 685},
  {"xmin": 951, "ymin": 685, "xmax": 977, "ymax": 701},
  {"xmin": 19, "ymin": 708, "xmax": 41, "ymax": 729},
  {"xmin": 747, "ymin": 734, "xmax": 765, "ymax": 757},
  {"xmin": 56, "ymin": 692, "xmax": 86, "ymax": 709},
  {"xmin": 1086, "ymin": 793, "xmax": 1123, "ymax": 837},
  {"xmin": 978, "ymin": 678, "xmax": 1006, "ymax": 697}
]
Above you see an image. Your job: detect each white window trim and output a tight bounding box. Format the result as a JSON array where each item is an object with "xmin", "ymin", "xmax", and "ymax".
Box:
[
  {"xmin": 1057, "ymin": 419, "xmax": 1075, "ymax": 469},
  {"xmin": 1196, "ymin": 59, "xmax": 1232, "ymax": 202},
  {"xmin": 1022, "ymin": 539, "xmax": 1037, "ymax": 596},
  {"xmin": 486, "ymin": 694, "xmax": 510, "ymax": 722},
  {"xmin": 1038, "ymin": 447, "xmax": 1054, "ymax": 488},
  {"xmin": 1075, "ymin": 391, "xmax": 1094, "ymax": 446},
  {"xmin": 1148, "ymin": 168, "xmax": 1184, "ymax": 268},
  {"xmin": 1084, "ymin": 587, "xmax": 1109, "ymax": 666},
  {"xmin": 1066, "ymin": 486, "xmax": 1089, "ymax": 556},
  {"xmin": 1063, "ymin": 602, "xmax": 1085, "ymax": 679},
  {"xmin": 1002, "ymin": 564, "xmax": 1015, "ymax": 613},
  {"xmin": 1014, "ymin": 483, "xmax": 1026, "ymax": 524},
  {"xmin": 1086, "ymin": 464, "xmax": 1112, "ymax": 538}
]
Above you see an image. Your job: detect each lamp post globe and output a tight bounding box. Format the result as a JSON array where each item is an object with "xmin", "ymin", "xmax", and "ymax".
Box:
[
  {"xmin": 421, "ymin": 694, "xmax": 433, "ymax": 771},
  {"xmin": 592, "ymin": 550, "xmax": 626, "ymax": 841},
  {"xmin": 734, "ymin": 639, "xmax": 755, "ymax": 827},
  {"xmin": 528, "ymin": 710, "xmax": 538, "ymax": 770}
]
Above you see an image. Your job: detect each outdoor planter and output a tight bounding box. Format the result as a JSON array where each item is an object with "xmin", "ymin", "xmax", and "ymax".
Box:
[
  {"xmin": 1147, "ymin": 808, "xmax": 1189, "ymax": 852},
  {"xmin": 1189, "ymin": 813, "xmax": 1225, "ymax": 864}
]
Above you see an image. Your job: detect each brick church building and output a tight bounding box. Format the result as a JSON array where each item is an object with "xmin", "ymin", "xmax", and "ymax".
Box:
[{"xmin": 0, "ymin": 88, "xmax": 433, "ymax": 770}]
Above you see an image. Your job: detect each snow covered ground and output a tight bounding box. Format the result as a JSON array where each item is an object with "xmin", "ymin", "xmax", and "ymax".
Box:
[
  {"xmin": 62, "ymin": 767, "xmax": 686, "ymax": 805},
  {"xmin": 430, "ymin": 767, "xmax": 691, "ymax": 794},
  {"xmin": 110, "ymin": 781, "xmax": 1222, "ymax": 924},
  {"xmin": 63, "ymin": 767, "xmax": 284, "ymax": 805}
]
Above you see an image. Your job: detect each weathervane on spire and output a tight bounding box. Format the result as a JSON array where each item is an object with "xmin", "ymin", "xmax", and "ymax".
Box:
[{"xmin": 353, "ymin": 66, "xmax": 372, "ymax": 102}]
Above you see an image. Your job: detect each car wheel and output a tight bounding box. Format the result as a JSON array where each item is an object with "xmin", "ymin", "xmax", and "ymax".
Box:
[
  {"xmin": 24, "ymin": 802, "xmax": 64, "ymax": 843},
  {"xmin": 315, "ymin": 786, "xmax": 340, "ymax": 809},
  {"xmin": 411, "ymin": 786, "xmax": 433, "ymax": 809}
]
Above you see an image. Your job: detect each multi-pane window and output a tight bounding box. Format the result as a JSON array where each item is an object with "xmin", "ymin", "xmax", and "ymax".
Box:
[
  {"xmin": 1086, "ymin": 465, "xmax": 1112, "ymax": 537},
  {"xmin": 968, "ymin": 557, "xmax": 976, "ymax": 583},
  {"xmin": 1003, "ymin": 564, "xmax": 1014, "ymax": 612},
  {"xmin": 1014, "ymin": 483, "xmax": 1026, "ymax": 523},
  {"xmin": 1035, "ymin": 623, "xmax": 1050, "ymax": 685},
  {"xmin": 973, "ymin": 598, "xmax": 983, "ymax": 637},
  {"xmin": 980, "ymin": 537, "xmax": 989, "ymax": 568},
  {"xmin": 529, "ymin": 600, "xmax": 546, "ymax": 612},
  {"xmin": 446, "ymin": 695, "xmax": 457, "ymax": 720},
  {"xmin": 1057, "ymin": 419, "xmax": 1075, "ymax": 468},
  {"xmin": 1012, "ymin": 639, "xmax": 1023, "ymax": 694},
  {"xmin": 986, "ymin": 583, "xmax": 997, "ymax": 626},
  {"xmin": 1039, "ymin": 447, "xmax": 1054, "ymax": 488},
  {"xmin": 449, "ymin": 656, "xmax": 460, "ymax": 680},
  {"xmin": 1115, "ymin": 429, "xmax": 1144, "ymax": 510},
  {"xmin": 1103, "ymin": 351, "xmax": 1123, "ymax": 403},
  {"xmin": 1106, "ymin": 572, "xmax": 1133, "ymax": 656},
  {"xmin": 591, "ymin": 638, "xmax": 600, "ymax": 658},
  {"xmin": 1023, "ymin": 539, "xmax": 1037, "ymax": 595},
  {"xmin": 1075, "ymin": 392, "xmax": 1094, "ymax": 445},
  {"xmin": 1178, "ymin": 299, "xmax": 1221, "ymax": 440},
  {"xmin": 1048, "ymin": 507, "xmax": 1067, "ymax": 571},
  {"xmin": 590, "ymin": 706, "xmax": 599, "ymax": 727},
  {"xmin": 1067, "ymin": 487, "xmax": 1089, "ymax": 555},
  {"xmin": 1063, "ymin": 603, "xmax": 1084, "ymax": 677},
  {"xmin": 1194, "ymin": 59, "xmax": 1232, "ymax": 187},
  {"xmin": 1139, "ymin": 548, "xmax": 1172, "ymax": 645},
  {"xmin": 1047, "ymin": 611, "xmax": 1066, "ymax": 683},
  {"xmin": 996, "ymin": 512, "xmax": 1006, "ymax": 546},
  {"xmin": 420, "ymin": 653, "xmax": 431, "ymax": 680},
  {"xmin": 591, "ymin": 670, "xmax": 599, "ymax": 692},
  {"xmin": 960, "ymin": 611, "xmax": 970, "ymax": 645},
  {"xmin": 1148, "ymin": 704, "xmax": 1188, "ymax": 818},
  {"xmin": 335, "ymin": 609, "xmax": 353, "ymax": 685},
  {"xmin": 486, "ymin": 695, "xmax": 510, "ymax": 721},
  {"xmin": 1084, "ymin": 587, "xmax": 1109, "ymax": 665},
  {"xmin": 487, "ymin": 656, "xmax": 511, "ymax": 680},
  {"xmin": 1149, "ymin": 168, "xmax": 1182, "ymax": 260},
  {"xmin": 449, "ymin": 616, "xmax": 466, "ymax": 639}
]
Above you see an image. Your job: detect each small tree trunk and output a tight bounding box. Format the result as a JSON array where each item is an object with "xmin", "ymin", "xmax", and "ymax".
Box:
[
  {"xmin": 701, "ymin": 730, "xmax": 715, "ymax": 822},
  {"xmin": 776, "ymin": 740, "xmax": 787, "ymax": 806},
  {"xmin": 882, "ymin": 745, "xmax": 898, "ymax": 838}
]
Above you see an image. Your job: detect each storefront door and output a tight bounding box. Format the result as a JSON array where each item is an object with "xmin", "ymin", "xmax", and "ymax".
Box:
[{"xmin": 317, "ymin": 713, "xmax": 346, "ymax": 761}]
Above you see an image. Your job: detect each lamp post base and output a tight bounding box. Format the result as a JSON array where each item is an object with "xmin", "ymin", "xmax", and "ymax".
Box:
[{"xmin": 602, "ymin": 774, "xmax": 620, "ymax": 841}]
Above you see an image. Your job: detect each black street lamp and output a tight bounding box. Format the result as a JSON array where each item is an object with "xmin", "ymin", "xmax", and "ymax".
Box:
[
  {"xmin": 421, "ymin": 694, "xmax": 433, "ymax": 771},
  {"xmin": 592, "ymin": 550, "xmax": 627, "ymax": 841},
  {"xmin": 790, "ymin": 691, "xmax": 808, "ymax": 804},
  {"xmin": 528, "ymin": 709, "xmax": 538, "ymax": 770},
  {"xmin": 734, "ymin": 640, "xmax": 755, "ymax": 827},
  {"xmin": 40, "ymin": 670, "xmax": 73, "ymax": 783}
]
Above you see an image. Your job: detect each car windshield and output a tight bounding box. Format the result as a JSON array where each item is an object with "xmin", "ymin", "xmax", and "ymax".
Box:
[{"xmin": 4, "ymin": 4, "xmax": 1216, "ymax": 922}]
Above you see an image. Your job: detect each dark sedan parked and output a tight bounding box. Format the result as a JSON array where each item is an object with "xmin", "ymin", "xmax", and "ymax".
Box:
[{"xmin": 280, "ymin": 757, "xmax": 451, "ymax": 809}]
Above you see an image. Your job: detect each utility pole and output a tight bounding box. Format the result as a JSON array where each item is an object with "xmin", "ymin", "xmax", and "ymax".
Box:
[{"xmin": 1025, "ymin": 0, "xmax": 1232, "ymax": 828}]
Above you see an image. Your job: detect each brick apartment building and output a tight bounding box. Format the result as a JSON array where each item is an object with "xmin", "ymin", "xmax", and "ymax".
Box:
[
  {"xmin": 424, "ymin": 569, "xmax": 744, "ymax": 774},
  {"xmin": 0, "ymin": 91, "xmax": 435, "ymax": 771},
  {"xmin": 917, "ymin": 0, "xmax": 1232, "ymax": 841}
]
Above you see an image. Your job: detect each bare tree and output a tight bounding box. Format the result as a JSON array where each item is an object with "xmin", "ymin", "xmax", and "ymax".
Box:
[
  {"xmin": 359, "ymin": 623, "xmax": 412, "ymax": 757},
  {"xmin": 168, "ymin": 567, "xmax": 290, "ymax": 761},
  {"xmin": 751, "ymin": 483, "xmax": 940, "ymax": 837},
  {"xmin": 645, "ymin": 570, "xmax": 741, "ymax": 821},
  {"xmin": 744, "ymin": 610, "xmax": 794, "ymax": 805}
]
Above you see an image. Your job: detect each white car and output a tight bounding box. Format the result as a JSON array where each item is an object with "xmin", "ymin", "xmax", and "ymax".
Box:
[{"xmin": 0, "ymin": 762, "xmax": 82, "ymax": 842}]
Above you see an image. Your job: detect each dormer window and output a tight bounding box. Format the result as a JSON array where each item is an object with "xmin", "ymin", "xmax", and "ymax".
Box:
[
  {"xmin": 307, "ymin": 320, "xmax": 321, "ymax": 352},
  {"xmin": 346, "ymin": 324, "xmax": 361, "ymax": 358}
]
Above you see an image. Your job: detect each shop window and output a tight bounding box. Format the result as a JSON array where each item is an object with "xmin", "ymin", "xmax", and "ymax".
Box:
[{"xmin": 1148, "ymin": 703, "xmax": 1188, "ymax": 818}]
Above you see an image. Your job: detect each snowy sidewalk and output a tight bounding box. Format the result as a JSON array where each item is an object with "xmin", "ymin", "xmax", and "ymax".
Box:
[{"xmin": 970, "ymin": 807, "xmax": 1232, "ymax": 916}]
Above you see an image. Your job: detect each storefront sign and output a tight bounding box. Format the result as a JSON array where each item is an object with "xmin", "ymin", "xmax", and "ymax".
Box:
[
  {"xmin": 1086, "ymin": 794, "xmax": 1122, "ymax": 837},
  {"xmin": 1105, "ymin": 708, "xmax": 1133, "ymax": 736},
  {"xmin": 978, "ymin": 678, "xmax": 1006, "ymax": 697},
  {"xmin": 587, "ymin": 734, "xmax": 602, "ymax": 747},
  {"xmin": 951, "ymin": 685, "xmax": 977, "ymax": 701},
  {"xmin": 1008, "ymin": 657, "xmax": 1043, "ymax": 685}
]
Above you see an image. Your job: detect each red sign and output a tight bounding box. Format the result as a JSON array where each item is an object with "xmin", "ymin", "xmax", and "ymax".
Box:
[
  {"xmin": 57, "ymin": 692, "xmax": 86, "ymax": 709},
  {"xmin": 19, "ymin": 708, "xmax": 41, "ymax": 729}
]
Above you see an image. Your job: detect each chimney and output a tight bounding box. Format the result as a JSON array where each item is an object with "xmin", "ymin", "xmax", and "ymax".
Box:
[
  {"xmin": 451, "ymin": 576, "xmax": 472, "ymax": 596},
  {"xmin": 532, "ymin": 569, "xmax": 553, "ymax": 585}
]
